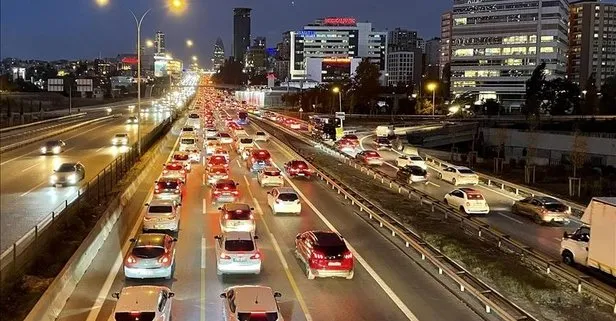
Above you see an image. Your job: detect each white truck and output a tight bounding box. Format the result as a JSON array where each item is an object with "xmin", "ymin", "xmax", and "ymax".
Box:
[{"xmin": 561, "ymin": 197, "xmax": 616, "ymax": 278}]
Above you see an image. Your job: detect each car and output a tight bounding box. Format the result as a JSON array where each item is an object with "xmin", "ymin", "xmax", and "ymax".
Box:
[
  {"xmin": 234, "ymin": 137, "xmax": 254, "ymax": 154},
  {"xmin": 153, "ymin": 177, "xmax": 184, "ymax": 201},
  {"xmin": 246, "ymin": 149, "xmax": 272, "ymax": 172},
  {"xmin": 443, "ymin": 188, "xmax": 490, "ymax": 215},
  {"xmin": 181, "ymin": 126, "xmax": 196, "ymax": 135},
  {"xmin": 355, "ymin": 150, "xmax": 384, "ymax": 166},
  {"xmin": 212, "ymin": 179, "xmax": 240, "ymax": 203},
  {"xmin": 267, "ymin": 187, "xmax": 301, "ymax": 215},
  {"xmin": 439, "ymin": 166, "xmax": 479, "ymax": 185},
  {"xmin": 50, "ymin": 162, "xmax": 85, "ymax": 186},
  {"xmin": 212, "ymin": 148, "xmax": 230, "ymax": 161},
  {"xmin": 240, "ymin": 147, "xmax": 254, "ymax": 161},
  {"xmin": 205, "ymin": 128, "xmax": 218, "ymax": 138},
  {"xmin": 207, "ymin": 165, "xmax": 229, "ymax": 185},
  {"xmin": 295, "ymin": 230, "xmax": 354, "ymax": 279},
  {"xmin": 162, "ymin": 162, "xmax": 187, "ymax": 183},
  {"xmin": 232, "ymin": 129, "xmax": 248, "ymax": 138},
  {"xmin": 112, "ymin": 286, "xmax": 174, "ymax": 321},
  {"xmin": 219, "ymin": 203, "xmax": 255, "ymax": 233},
  {"xmin": 396, "ymin": 154, "xmax": 427, "ymax": 170},
  {"xmin": 334, "ymin": 139, "xmax": 357, "ymax": 153},
  {"xmin": 126, "ymin": 116, "xmax": 139, "ymax": 124},
  {"xmin": 217, "ymin": 132, "xmax": 233, "ymax": 144},
  {"xmin": 124, "ymin": 233, "xmax": 177, "ymax": 280},
  {"xmin": 186, "ymin": 113, "xmax": 201, "ymax": 129},
  {"xmin": 284, "ymin": 160, "xmax": 312, "ymax": 178},
  {"xmin": 341, "ymin": 134, "xmax": 359, "ymax": 144},
  {"xmin": 205, "ymin": 140, "xmax": 222, "ymax": 155},
  {"xmin": 171, "ymin": 151, "xmax": 191, "ymax": 171},
  {"xmin": 214, "ymin": 232, "xmax": 261, "ymax": 275},
  {"xmin": 207, "ymin": 155, "xmax": 229, "ymax": 169},
  {"xmin": 143, "ymin": 199, "xmax": 181, "ymax": 232},
  {"xmin": 40, "ymin": 140, "xmax": 66, "ymax": 154},
  {"xmin": 374, "ymin": 137, "xmax": 392, "ymax": 150},
  {"xmin": 112, "ymin": 133, "xmax": 129, "ymax": 146},
  {"xmin": 257, "ymin": 167, "xmax": 284, "ymax": 187},
  {"xmin": 220, "ymin": 286, "xmax": 283, "ymax": 321},
  {"xmin": 254, "ymin": 131, "xmax": 269, "ymax": 142},
  {"xmin": 396, "ymin": 165, "xmax": 429, "ymax": 184},
  {"xmin": 289, "ymin": 121, "xmax": 301, "ymax": 130},
  {"xmin": 179, "ymin": 135, "xmax": 198, "ymax": 152},
  {"xmin": 512, "ymin": 196, "xmax": 571, "ymax": 224}
]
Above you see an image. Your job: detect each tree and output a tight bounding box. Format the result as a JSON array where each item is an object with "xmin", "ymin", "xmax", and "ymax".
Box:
[
  {"xmin": 570, "ymin": 129, "xmax": 588, "ymax": 178},
  {"xmin": 484, "ymin": 99, "xmax": 501, "ymax": 116},
  {"xmin": 599, "ymin": 76, "xmax": 616, "ymax": 115},
  {"xmin": 350, "ymin": 59, "xmax": 381, "ymax": 114},
  {"xmin": 524, "ymin": 62, "xmax": 546, "ymax": 119},
  {"xmin": 441, "ymin": 63, "xmax": 451, "ymax": 101},
  {"xmin": 544, "ymin": 78, "xmax": 581, "ymax": 115},
  {"xmin": 212, "ymin": 58, "xmax": 247, "ymax": 85},
  {"xmin": 581, "ymin": 74, "xmax": 598, "ymax": 115}
]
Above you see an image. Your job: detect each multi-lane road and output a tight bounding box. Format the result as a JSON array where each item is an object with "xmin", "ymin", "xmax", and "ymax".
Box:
[
  {"xmin": 54, "ymin": 101, "xmax": 486, "ymax": 321},
  {"xmin": 0, "ymin": 107, "xmax": 169, "ymax": 252}
]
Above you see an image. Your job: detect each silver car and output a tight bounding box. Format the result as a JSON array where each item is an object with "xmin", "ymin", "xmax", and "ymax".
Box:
[
  {"xmin": 220, "ymin": 286, "xmax": 284, "ymax": 321},
  {"xmin": 124, "ymin": 233, "xmax": 176, "ymax": 280},
  {"xmin": 143, "ymin": 199, "xmax": 181, "ymax": 232},
  {"xmin": 112, "ymin": 133, "xmax": 129, "ymax": 146},
  {"xmin": 50, "ymin": 162, "xmax": 85, "ymax": 186},
  {"xmin": 219, "ymin": 203, "xmax": 255, "ymax": 233},
  {"xmin": 214, "ymin": 232, "xmax": 261, "ymax": 275}
]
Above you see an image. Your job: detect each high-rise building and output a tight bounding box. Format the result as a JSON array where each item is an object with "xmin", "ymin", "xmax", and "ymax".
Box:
[
  {"xmin": 253, "ymin": 37, "xmax": 266, "ymax": 48},
  {"xmin": 211, "ymin": 37, "xmax": 226, "ymax": 71},
  {"xmin": 439, "ymin": 11, "xmax": 453, "ymax": 79},
  {"xmin": 387, "ymin": 51, "xmax": 419, "ymax": 87},
  {"xmin": 388, "ymin": 28, "xmax": 419, "ymax": 52},
  {"xmin": 245, "ymin": 36, "xmax": 268, "ymax": 75},
  {"xmin": 155, "ymin": 31, "xmax": 165, "ymax": 54},
  {"xmin": 289, "ymin": 17, "xmax": 387, "ymax": 84},
  {"xmin": 417, "ymin": 37, "xmax": 425, "ymax": 53},
  {"xmin": 233, "ymin": 8, "xmax": 252, "ymax": 62},
  {"xmin": 449, "ymin": 0, "xmax": 569, "ymax": 110},
  {"xmin": 424, "ymin": 38, "xmax": 441, "ymax": 80},
  {"xmin": 568, "ymin": 0, "xmax": 616, "ymax": 89}
]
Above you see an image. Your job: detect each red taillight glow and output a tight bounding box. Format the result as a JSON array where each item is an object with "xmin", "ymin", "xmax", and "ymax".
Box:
[
  {"xmin": 213, "ymin": 190, "xmax": 221, "ymax": 195},
  {"xmin": 344, "ymin": 251, "xmax": 353, "ymax": 260},
  {"xmin": 250, "ymin": 251, "xmax": 261, "ymax": 259},
  {"xmin": 163, "ymin": 170, "xmax": 169, "ymax": 174},
  {"xmin": 224, "ymin": 213, "xmax": 230, "ymax": 219},
  {"xmin": 232, "ymin": 190, "xmax": 239, "ymax": 195},
  {"xmin": 158, "ymin": 255, "xmax": 171, "ymax": 265},
  {"xmin": 126, "ymin": 255, "xmax": 137, "ymax": 264},
  {"xmin": 311, "ymin": 251, "xmax": 325, "ymax": 260}
]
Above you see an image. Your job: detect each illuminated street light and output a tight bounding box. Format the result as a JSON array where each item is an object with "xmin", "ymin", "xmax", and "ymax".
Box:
[
  {"xmin": 192, "ymin": 56, "xmax": 198, "ymax": 62},
  {"xmin": 332, "ymin": 87, "xmax": 343, "ymax": 129},
  {"xmin": 145, "ymin": 39, "xmax": 154, "ymax": 47},
  {"xmin": 186, "ymin": 39, "xmax": 193, "ymax": 47},
  {"xmin": 95, "ymin": 0, "xmax": 110, "ymax": 6},
  {"xmin": 426, "ymin": 82, "xmax": 438, "ymax": 116}
]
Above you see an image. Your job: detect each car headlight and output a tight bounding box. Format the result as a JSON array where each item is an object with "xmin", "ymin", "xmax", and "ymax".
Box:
[
  {"xmin": 52, "ymin": 146, "xmax": 61, "ymax": 153},
  {"xmin": 112, "ymin": 138, "xmax": 117, "ymax": 143},
  {"xmin": 68, "ymin": 174, "xmax": 77, "ymax": 182},
  {"xmin": 41, "ymin": 147, "xmax": 47, "ymax": 153}
]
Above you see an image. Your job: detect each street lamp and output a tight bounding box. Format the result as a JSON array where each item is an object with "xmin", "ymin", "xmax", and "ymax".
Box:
[
  {"xmin": 426, "ymin": 82, "xmax": 438, "ymax": 116},
  {"xmin": 145, "ymin": 39, "xmax": 154, "ymax": 48},
  {"xmin": 332, "ymin": 86, "xmax": 343, "ymax": 129},
  {"xmin": 192, "ymin": 55, "xmax": 198, "ymax": 62},
  {"xmin": 186, "ymin": 39, "xmax": 193, "ymax": 47}
]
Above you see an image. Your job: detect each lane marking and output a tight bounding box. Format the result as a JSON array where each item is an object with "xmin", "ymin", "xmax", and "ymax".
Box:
[
  {"xmin": 202, "ymin": 198, "xmax": 207, "ymax": 215},
  {"xmin": 236, "ymin": 159, "xmax": 241, "ymax": 168},
  {"xmin": 201, "ymin": 237, "xmax": 207, "ymax": 268},
  {"xmin": 20, "ymin": 181, "xmax": 47, "ymax": 197},
  {"xmin": 426, "ymin": 181, "xmax": 440, "ymax": 188},
  {"xmin": 202, "ymin": 173, "xmax": 206, "ymax": 186},
  {"xmin": 95, "ymin": 146, "xmax": 105, "ymax": 153},
  {"xmin": 242, "ymin": 175, "xmax": 313, "ymax": 321},
  {"xmin": 20, "ymin": 162, "xmax": 41, "ymax": 173},
  {"xmin": 496, "ymin": 212, "xmax": 524, "ymax": 224}
]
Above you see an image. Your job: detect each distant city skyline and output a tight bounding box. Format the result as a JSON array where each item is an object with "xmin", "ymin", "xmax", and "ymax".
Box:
[{"xmin": 0, "ymin": 0, "xmax": 451, "ymax": 62}]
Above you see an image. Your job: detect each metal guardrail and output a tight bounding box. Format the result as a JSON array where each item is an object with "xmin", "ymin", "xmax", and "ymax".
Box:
[
  {"xmin": 0, "ymin": 112, "xmax": 87, "ymax": 134},
  {"xmin": 252, "ymin": 118, "xmax": 540, "ymax": 321},
  {"xmin": 253, "ymin": 115, "xmax": 616, "ymax": 314}
]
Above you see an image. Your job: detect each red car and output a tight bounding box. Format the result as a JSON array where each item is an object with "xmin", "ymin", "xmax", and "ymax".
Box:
[
  {"xmin": 355, "ymin": 150, "xmax": 384, "ymax": 166},
  {"xmin": 211, "ymin": 179, "xmax": 240, "ymax": 203},
  {"xmin": 246, "ymin": 149, "xmax": 272, "ymax": 172},
  {"xmin": 295, "ymin": 230, "xmax": 354, "ymax": 280},
  {"xmin": 206, "ymin": 155, "xmax": 229, "ymax": 168},
  {"xmin": 153, "ymin": 177, "xmax": 184, "ymax": 201},
  {"xmin": 341, "ymin": 134, "xmax": 359, "ymax": 144},
  {"xmin": 162, "ymin": 162, "xmax": 187, "ymax": 182},
  {"xmin": 284, "ymin": 160, "xmax": 312, "ymax": 178}
]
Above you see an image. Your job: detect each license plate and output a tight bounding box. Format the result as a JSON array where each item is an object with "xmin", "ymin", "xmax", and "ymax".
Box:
[
  {"xmin": 297, "ymin": 173, "xmax": 305, "ymax": 176},
  {"xmin": 552, "ymin": 217, "xmax": 563, "ymax": 221},
  {"xmin": 328, "ymin": 262, "xmax": 342, "ymax": 266},
  {"xmin": 233, "ymin": 257, "xmax": 247, "ymax": 262}
]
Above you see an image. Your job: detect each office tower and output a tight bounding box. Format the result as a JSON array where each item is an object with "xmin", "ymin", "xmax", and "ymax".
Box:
[
  {"xmin": 155, "ymin": 31, "xmax": 165, "ymax": 54},
  {"xmin": 211, "ymin": 37, "xmax": 226, "ymax": 71},
  {"xmin": 233, "ymin": 8, "xmax": 252, "ymax": 62}
]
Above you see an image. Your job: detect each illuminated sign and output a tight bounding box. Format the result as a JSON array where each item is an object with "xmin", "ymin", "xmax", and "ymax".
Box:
[
  {"xmin": 323, "ymin": 17, "xmax": 356, "ymax": 26},
  {"xmin": 323, "ymin": 58, "xmax": 351, "ymax": 63},
  {"xmin": 121, "ymin": 56, "xmax": 138, "ymax": 64},
  {"xmin": 296, "ymin": 30, "xmax": 316, "ymax": 37}
]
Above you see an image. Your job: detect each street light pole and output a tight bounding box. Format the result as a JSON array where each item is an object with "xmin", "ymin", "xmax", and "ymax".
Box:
[
  {"xmin": 432, "ymin": 89, "xmax": 436, "ymax": 116},
  {"xmin": 338, "ymin": 91, "xmax": 343, "ymax": 129},
  {"xmin": 130, "ymin": 8, "xmax": 152, "ymax": 155}
]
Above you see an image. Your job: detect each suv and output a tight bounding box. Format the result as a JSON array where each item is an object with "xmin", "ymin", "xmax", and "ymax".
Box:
[
  {"xmin": 50, "ymin": 162, "xmax": 85, "ymax": 186},
  {"xmin": 112, "ymin": 286, "xmax": 174, "ymax": 321},
  {"xmin": 214, "ymin": 232, "xmax": 261, "ymax": 275},
  {"xmin": 124, "ymin": 233, "xmax": 177, "ymax": 280},
  {"xmin": 267, "ymin": 187, "xmax": 301, "ymax": 215},
  {"xmin": 443, "ymin": 188, "xmax": 490, "ymax": 215},
  {"xmin": 143, "ymin": 199, "xmax": 181, "ymax": 232},
  {"xmin": 374, "ymin": 137, "xmax": 392, "ymax": 150},
  {"xmin": 257, "ymin": 167, "xmax": 284, "ymax": 187},
  {"xmin": 220, "ymin": 286, "xmax": 283, "ymax": 321},
  {"xmin": 284, "ymin": 160, "xmax": 312, "ymax": 178},
  {"xmin": 218, "ymin": 203, "xmax": 255, "ymax": 233},
  {"xmin": 211, "ymin": 179, "xmax": 240, "ymax": 203},
  {"xmin": 295, "ymin": 230, "xmax": 354, "ymax": 279}
]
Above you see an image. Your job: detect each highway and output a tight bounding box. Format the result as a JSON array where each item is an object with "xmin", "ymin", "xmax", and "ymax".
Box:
[
  {"xmin": 0, "ymin": 109, "xmax": 170, "ymax": 252},
  {"xmin": 55, "ymin": 98, "xmax": 485, "ymax": 321}
]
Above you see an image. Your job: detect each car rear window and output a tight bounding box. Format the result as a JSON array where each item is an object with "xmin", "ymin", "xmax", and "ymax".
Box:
[
  {"xmin": 216, "ymin": 182, "xmax": 236, "ymax": 190},
  {"xmin": 224, "ymin": 239, "xmax": 255, "ymax": 251},
  {"xmin": 458, "ymin": 169, "xmax": 475, "ymax": 174},
  {"xmin": 409, "ymin": 156, "xmax": 423, "ymax": 161},
  {"xmin": 237, "ymin": 312, "xmax": 278, "ymax": 321},
  {"xmin": 376, "ymin": 138, "xmax": 389, "ymax": 143},
  {"xmin": 219, "ymin": 133, "xmax": 231, "ymax": 137},
  {"xmin": 166, "ymin": 163, "xmax": 183, "ymax": 170},
  {"xmin": 45, "ymin": 141, "xmax": 60, "ymax": 147},
  {"xmin": 544, "ymin": 203, "xmax": 568, "ymax": 212},
  {"xmin": 278, "ymin": 193, "xmax": 298, "ymax": 202},
  {"xmin": 148, "ymin": 205, "xmax": 173, "ymax": 214},
  {"xmin": 181, "ymin": 138, "xmax": 195, "ymax": 144},
  {"xmin": 173, "ymin": 154, "xmax": 189, "ymax": 161},
  {"xmin": 366, "ymin": 151, "xmax": 380, "ymax": 157},
  {"xmin": 264, "ymin": 170, "xmax": 280, "ymax": 176},
  {"xmin": 240, "ymin": 138, "xmax": 253, "ymax": 144},
  {"xmin": 189, "ymin": 114, "xmax": 199, "ymax": 118},
  {"xmin": 132, "ymin": 246, "xmax": 165, "ymax": 258},
  {"xmin": 409, "ymin": 167, "xmax": 427, "ymax": 175},
  {"xmin": 157, "ymin": 181, "xmax": 178, "ymax": 189},
  {"xmin": 256, "ymin": 132, "xmax": 265, "ymax": 135},
  {"xmin": 344, "ymin": 135, "xmax": 358, "ymax": 140},
  {"xmin": 253, "ymin": 150, "xmax": 271, "ymax": 160},
  {"xmin": 183, "ymin": 127, "xmax": 194, "ymax": 131},
  {"xmin": 317, "ymin": 244, "xmax": 348, "ymax": 258},
  {"xmin": 115, "ymin": 312, "xmax": 156, "ymax": 321},
  {"xmin": 466, "ymin": 193, "xmax": 484, "ymax": 200}
]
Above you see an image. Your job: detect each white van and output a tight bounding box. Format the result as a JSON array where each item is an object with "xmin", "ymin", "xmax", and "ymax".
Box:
[{"xmin": 376, "ymin": 125, "xmax": 395, "ymax": 138}]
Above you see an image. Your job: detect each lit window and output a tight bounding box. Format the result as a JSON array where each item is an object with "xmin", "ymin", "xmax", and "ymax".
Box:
[
  {"xmin": 540, "ymin": 47, "xmax": 554, "ymax": 53},
  {"xmin": 454, "ymin": 18, "xmax": 467, "ymax": 25},
  {"xmin": 541, "ymin": 36, "xmax": 554, "ymax": 42},
  {"xmin": 454, "ymin": 49, "xmax": 473, "ymax": 57}
]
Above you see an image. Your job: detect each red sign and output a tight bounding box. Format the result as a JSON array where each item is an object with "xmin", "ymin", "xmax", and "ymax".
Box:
[
  {"xmin": 324, "ymin": 17, "xmax": 356, "ymax": 26},
  {"xmin": 121, "ymin": 57, "xmax": 138, "ymax": 64}
]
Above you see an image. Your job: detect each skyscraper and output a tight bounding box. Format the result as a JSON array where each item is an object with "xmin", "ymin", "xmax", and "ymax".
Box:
[
  {"xmin": 388, "ymin": 28, "xmax": 419, "ymax": 52},
  {"xmin": 211, "ymin": 37, "xmax": 226, "ymax": 71},
  {"xmin": 568, "ymin": 0, "xmax": 616, "ymax": 89},
  {"xmin": 233, "ymin": 8, "xmax": 252, "ymax": 62},
  {"xmin": 155, "ymin": 31, "xmax": 165, "ymax": 54}
]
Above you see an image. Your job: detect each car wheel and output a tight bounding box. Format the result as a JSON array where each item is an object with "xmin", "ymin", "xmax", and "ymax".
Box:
[
  {"xmin": 438, "ymin": 173, "xmax": 443, "ymax": 180},
  {"xmin": 460, "ymin": 206, "xmax": 467, "ymax": 214},
  {"xmin": 306, "ymin": 265, "xmax": 315, "ymax": 280},
  {"xmin": 533, "ymin": 214, "xmax": 544, "ymax": 225},
  {"xmin": 562, "ymin": 250, "xmax": 575, "ymax": 266},
  {"xmin": 443, "ymin": 199, "xmax": 448, "ymax": 205}
]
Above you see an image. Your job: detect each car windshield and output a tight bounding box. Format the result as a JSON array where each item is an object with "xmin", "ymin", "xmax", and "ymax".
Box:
[
  {"xmin": 256, "ymin": 132, "xmax": 265, "ymax": 136},
  {"xmin": 157, "ymin": 181, "xmax": 178, "ymax": 189},
  {"xmin": 132, "ymin": 246, "xmax": 165, "ymax": 258},
  {"xmin": 148, "ymin": 205, "xmax": 173, "ymax": 214},
  {"xmin": 458, "ymin": 169, "xmax": 474, "ymax": 174},
  {"xmin": 115, "ymin": 134, "xmax": 127, "ymax": 138},
  {"xmin": 57, "ymin": 164, "xmax": 75, "ymax": 172},
  {"xmin": 278, "ymin": 193, "xmax": 298, "ymax": 202},
  {"xmin": 114, "ymin": 312, "xmax": 156, "ymax": 321},
  {"xmin": 45, "ymin": 141, "xmax": 60, "ymax": 147},
  {"xmin": 181, "ymin": 138, "xmax": 195, "ymax": 144},
  {"xmin": 224, "ymin": 239, "xmax": 254, "ymax": 251},
  {"xmin": 466, "ymin": 193, "xmax": 484, "ymax": 200},
  {"xmin": 544, "ymin": 202, "xmax": 568, "ymax": 212},
  {"xmin": 173, "ymin": 154, "xmax": 189, "ymax": 161}
]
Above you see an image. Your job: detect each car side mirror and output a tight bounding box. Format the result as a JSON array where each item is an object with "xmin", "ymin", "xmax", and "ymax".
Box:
[
  {"xmin": 563, "ymin": 231, "xmax": 569, "ymax": 239},
  {"xmin": 218, "ymin": 207, "xmax": 222, "ymax": 210},
  {"xmin": 253, "ymin": 235, "xmax": 259, "ymax": 240},
  {"xmin": 251, "ymin": 207, "xmax": 255, "ymax": 210},
  {"xmin": 295, "ymin": 234, "xmax": 301, "ymax": 240},
  {"xmin": 267, "ymin": 191, "xmax": 271, "ymax": 195},
  {"xmin": 235, "ymin": 183, "xmax": 239, "ymax": 186},
  {"xmin": 168, "ymin": 292, "xmax": 175, "ymax": 298},
  {"xmin": 112, "ymin": 292, "xmax": 120, "ymax": 299},
  {"xmin": 274, "ymin": 292, "xmax": 282, "ymax": 298},
  {"xmin": 129, "ymin": 238, "xmax": 136, "ymax": 242},
  {"xmin": 220, "ymin": 293, "xmax": 227, "ymax": 299},
  {"xmin": 145, "ymin": 203, "xmax": 149, "ymax": 207},
  {"xmin": 173, "ymin": 238, "xmax": 178, "ymax": 242}
]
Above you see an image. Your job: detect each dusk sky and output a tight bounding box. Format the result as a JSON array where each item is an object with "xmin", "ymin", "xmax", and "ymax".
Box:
[{"xmin": 1, "ymin": 0, "xmax": 450, "ymax": 63}]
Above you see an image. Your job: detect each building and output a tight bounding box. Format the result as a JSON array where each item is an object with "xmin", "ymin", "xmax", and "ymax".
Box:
[
  {"xmin": 211, "ymin": 37, "xmax": 226, "ymax": 71},
  {"xmin": 417, "ymin": 37, "xmax": 425, "ymax": 53},
  {"xmin": 167, "ymin": 59, "xmax": 183, "ymax": 79},
  {"xmin": 568, "ymin": 0, "xmax": 616, "ymax": 89},
  {"xmin": 449, "ymin": 0, "xmax": 569, "ymax": 110},
  {"xmin": 440, "ymin": 11, "xmax": 453, "ymax": 79},
  {"xmin": 244, "ymin": 37, "xmax": 268, "ymax": 75},
  {"xmin": 233, "ymin": 8, "xmax": 252, "ymax": 62},
  {"xmin": 289, "ymin": 17, "xmax": 387, "ymax": 84},
  {"xmin": 386, "ymin": 51, "xmax": 420, "ymax": 87},
  {"xmin": 388, "ymin": 28, "xmax": 419, "ymax": 52},
  {"xmin": 425, "ymin": 37, "xmax": 441, "ymax": 80},
  {"xmin": 155, "ymin": 31, "xmax": 166, "ymax": 54}
]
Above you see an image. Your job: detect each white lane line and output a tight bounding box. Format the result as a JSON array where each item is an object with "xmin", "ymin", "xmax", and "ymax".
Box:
[
  {"xmin": 202, "ymin": 173, "xmax": 206, "ymax": 186},
  {"xmin": 496, "ymin": 212, "xmax": 524, "ymax": 224},
  {"xmin": 202, "ymin": 198, "xmax": 207, "ymax": 215},
  {"xmin": 201, "ymin": 237, "xmax": 207, "ymax": 268},
  {"xmin": 20, "ymin": 181, "xmax": 47, "ymax": 197},
  {"xmin": 236, "ymin": 158, "xmax": 241, "ymax": 168},
  {"xmin": 359, "ymin": 133, "xmax": 373, "ymax": 151},
  {"xmin": 95, "ymin": 146, "xmax": 105, "ymax": 153},
  {"xmin": 426, "ymin": 181, "xmax": 440, "ymax": 188},
  {"xmin": 242, "ymin": 175, "xmax": 313, "ymax": 321},
  {"xmin": 20, "ymin": 162, "xmax": 40, "ymax": 173}
]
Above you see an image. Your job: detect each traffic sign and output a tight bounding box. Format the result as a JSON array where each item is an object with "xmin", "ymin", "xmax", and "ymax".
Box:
[{"xmin": 335, "ymin": 112, "xmax": 345, "ymax": 120}]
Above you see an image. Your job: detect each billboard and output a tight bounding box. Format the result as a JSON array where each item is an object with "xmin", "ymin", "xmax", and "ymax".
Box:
[{"xmin": 154, "ymin": 60, "xmax": 168, "ymax": 77}]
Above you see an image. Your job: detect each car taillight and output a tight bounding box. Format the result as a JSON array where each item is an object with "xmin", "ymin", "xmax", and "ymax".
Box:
[
  {"xmin": 167, "ymin": 215, "xmax": 176, "ymax": 221},
  {"xmin": 224, "ymin": 213, "xmax": 230, "ymax": 220},
  {"xmin": 126, "ymin": 255, "xmax": 137, "ymax": 264},
  {"xmin": 158, "ymin": 255, "xmax": 171, "ymax": 265},
  {"xmin": 163, "ymin": 170, "xmax": 169, "ymax": 174},
  {"xmin": 180, "ymin": 170, "xmax": 186, "ymax": 174},
  {"xmin": 311, "ymin": 251, "xmax": 325, "ymax": 260},
  {"xmin": 213, "ymin": 190, "xmax": 221, "ymax": 195},
  {"xmin": 250, "ymin": 251, "xmax": 261, "ymax": 259},
  {"xmin": 275, "ymin": 199, "xmax": 282, "ymax": 204},
  {"xmin": 343, "ymin": 251, "xmax": 353, "ymax": 260},
  {"xmin": 232, "ymin": 190, "xmax": 239, "ymax": 195},
  {"xmin": 249, "ymin": 214, "xmax": 254, "ymax": 219},
  {"xmin": 220, "ymin": 253, "xmax": 231, "ymax": 259},
  {"xmin": 154, "ymin": 188, "xmax": 160, "ymax": 193}
]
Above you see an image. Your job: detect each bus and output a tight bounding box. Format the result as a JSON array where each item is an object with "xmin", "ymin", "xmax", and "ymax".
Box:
[{"xmin": 237, "ymin": 111, "xmax": 249, "ymax": 125}]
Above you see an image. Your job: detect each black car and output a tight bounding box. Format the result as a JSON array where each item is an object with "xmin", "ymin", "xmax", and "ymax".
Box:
[
  {"xmin": 396, "ymin": 165, "xmax": 428, "ymax": 184},
  {"xmin": 374, "ymin": 137, "xmax": 392, "ymax": 150}
]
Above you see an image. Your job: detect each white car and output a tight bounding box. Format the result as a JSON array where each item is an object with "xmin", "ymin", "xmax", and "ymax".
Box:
[
  {"xmin": 254, "ymin": 131, "xmax": 269, "ymax": 142},
  {"xmin": 181, "ymin": 126, "xmax": 196, "ymax": 136},
  {"xmin": 205, "ymin": 128, "xmax": 218, "ymax": 138},
  {"xmin": 218, "ymin": 132, "xmax": 233, "ymax": 144},
  {"xmin": 443, "ymin": 188, "xmax": 490, "ymax": 215},
  {"xmin": 219, "ymin": 203, "xmax": 256, "ymax": 233},
  {"xmin": 235, "ymin": 137, "xmax": 254, "ymax": 154},
  {"xmin": 143, "ymin": 199, "xmax": 181, "ymax": 232},
  {"xmin": 112, "ymin": 133, "xmax": 129, "ymax": 146},
  {"xmin": 214, "ymin": 232, "xmax": 261, "ymax": 275},
  {"xmin": 112, "ymin": 286, "xmax": 174, "ymax": 321},
  {"xmin": 257, "ymin": 167, "xmax": 284, "ymax": 187},
  {"xmin": 232, "ymin": 129, "xmax": 248, "ymax": 137},
  {"xmin": 267, "ymin": 187, "xmax": 301, "ymax": 215},
  {"xmin": 206, "ymin": 141, "xmax": 222, "ymax": 155},
  {"xmin": 220, "ymin": 286, "xmax": 284, "ymax": 321},
  {"xmin": 396, "ymin": 154, "xmax": 427, "ymax": 170},
  {"xmin": 179, "ymin": 136, "xmax": 198, "ymax": 152},
  {"xmin": 439, "ymin": 166, "xmax": 479, "ymax": 185}
]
